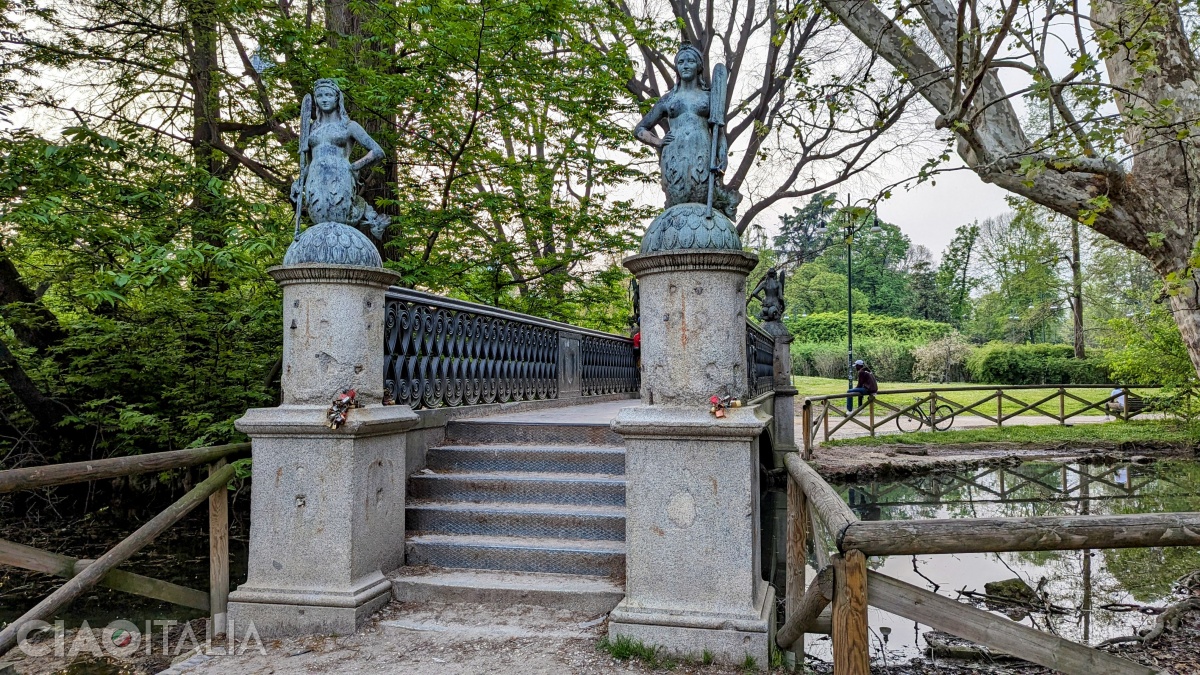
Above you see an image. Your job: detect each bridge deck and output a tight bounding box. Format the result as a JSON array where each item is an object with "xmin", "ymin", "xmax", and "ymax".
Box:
[{"xmin": 458, "ymin": 399, "xmax": 642, "ymax": 425}]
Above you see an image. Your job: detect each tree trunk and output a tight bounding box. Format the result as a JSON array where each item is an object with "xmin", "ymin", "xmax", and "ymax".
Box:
[
  {"xmin": 183, "ymin": 0, "xmax": 224, "ymax": 287},
  {"xmin": 1070, "ymin": 220, "xmax": 1084, "ymax": 359},
  {"xmin": 0, "ymin": 337, "xmax": 66, "ymax": 431},
  {"xmin": 325, "ymin": 0, "xmax": 398, "ymax": 254}
]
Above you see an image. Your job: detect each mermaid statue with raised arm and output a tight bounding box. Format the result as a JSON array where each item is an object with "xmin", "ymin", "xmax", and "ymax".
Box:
[
  {"xmin": 634, "ymin": 44, "xmax": 741, "ymax": 220},
  {"xmin": 290, "ymin": 78, "xmax": 390, "ymax": 240}
]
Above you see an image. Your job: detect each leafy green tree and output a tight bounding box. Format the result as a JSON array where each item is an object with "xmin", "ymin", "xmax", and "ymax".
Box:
[
  {"xmin": 968, "ymin": 211, "xmax": 1064, "ymax": 344},
  {"xmin": 935, "ymin": 224, "xmax": 979, "ymax": 328},
  {"xmin": 774, "ymin": 193, "xmax": 836, "ymax": 269},
  {"xmin": 908, "ymin": 260, "xmax": 949, "ymax": 322},
  {"xmin": 784, "ymin": 263, "xmax": 869, "ymax": 317},
  {"xmin": 0, "ymin": 0, "xmax": 649, "ymax": 460},
  {"xmin": 818, "ymin": 218, "xmax": 913, "ymax": 317}
]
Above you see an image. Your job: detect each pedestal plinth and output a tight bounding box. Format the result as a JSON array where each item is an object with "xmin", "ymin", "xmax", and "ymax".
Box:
[
  {"xmin": 609, "ymin": 406, "xmax": 773, "ymax": 666},
  {"xmin": 228, "ymin": 404, "xmax": 417, "ymax": 636},
  {"xmin": 229, "ymin": 260, "xmax": 418, "ymax": 637}
]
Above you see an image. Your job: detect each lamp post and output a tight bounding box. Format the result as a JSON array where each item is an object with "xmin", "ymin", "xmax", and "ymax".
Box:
[{"xmin": 815, "ymin": 194, "xmax": 882, "ymax": 390}]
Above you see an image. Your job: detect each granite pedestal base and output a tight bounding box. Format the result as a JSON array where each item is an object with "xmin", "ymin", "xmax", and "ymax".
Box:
[
  {"xmin": 610, "ymin": 585, "xmax": 775, "ymax": 666},
  {"xmin": 610, "ymin": 404, "xmax": 771, "ymax": 669},
  {"xmin": 229, "ymin": 404, "xmax": 417, "ymax": 637}
]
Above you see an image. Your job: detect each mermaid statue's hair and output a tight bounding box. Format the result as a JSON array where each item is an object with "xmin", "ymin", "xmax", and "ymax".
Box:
[{"xmin": 312, "ymin": 78, "xmax": 349, "ymax": 123}]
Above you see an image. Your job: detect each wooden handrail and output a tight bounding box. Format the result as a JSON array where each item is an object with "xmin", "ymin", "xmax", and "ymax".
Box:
[
  {"xmin": 784, "ymin": 453, "xmax": 857, "ymax": 540},
  {"xmin": 840, "ymin": 512, "xmax": 1200, "ymax": 556},
  {"xmin": 0, "ymin": 442, "xmax": 249, "ymax": 494},
  {"xmin": 0, "ymin": 462, "xmax": 236, "ymax": 656}
]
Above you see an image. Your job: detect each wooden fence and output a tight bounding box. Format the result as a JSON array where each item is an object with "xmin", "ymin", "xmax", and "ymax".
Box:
[
  {"xmin": 801, "ymin": 384, "xmax": 1153, "ymax": 458},
  {"xmin": 779, "ymin": 453, "xmax": 1198, "ymax": 674},
  {"xmin": 0, "ymin": 443, "xmax": 250, "ymax": 656}
]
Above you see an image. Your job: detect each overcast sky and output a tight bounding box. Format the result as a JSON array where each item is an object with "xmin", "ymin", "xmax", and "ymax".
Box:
[{"xmin": 873, "ymin": 161, "xmax": 1013, "ymax": 258}]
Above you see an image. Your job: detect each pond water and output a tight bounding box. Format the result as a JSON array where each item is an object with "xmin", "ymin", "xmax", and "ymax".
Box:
[{"xmin": 799, "ymin": 460, "xmax": 1200, "ymax": 664}]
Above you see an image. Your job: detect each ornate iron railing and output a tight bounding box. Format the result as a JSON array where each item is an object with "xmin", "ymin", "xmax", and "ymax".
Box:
[
  {"xmin": 383, "ymin": 288, "xmax": 638, "ymax": 409},
  {"xmin": 746, "ymin": 322, "xmax": 775, "ymax": 399},
  {"xmin": 582, "ymin": 334, "xmax": 639, "ymax": 396}
]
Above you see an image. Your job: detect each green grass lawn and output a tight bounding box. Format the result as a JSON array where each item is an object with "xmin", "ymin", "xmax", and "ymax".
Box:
[
  {"xmin": 819, "ymin": 419, "xmax": 1200, "ymax": 447},
  {"xmin": 792, "ymin": 376, "xmax": 1148, "ymax": 417}
]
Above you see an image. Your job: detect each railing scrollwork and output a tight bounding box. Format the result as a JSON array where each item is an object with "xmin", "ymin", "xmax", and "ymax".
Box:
[
  {"xmin": 384, "ymin": 288, "xmax": 638, "ymax": 410},
  {"xmin": 746, "ymin": 322, "xmax": 775, "ymax": 399}
]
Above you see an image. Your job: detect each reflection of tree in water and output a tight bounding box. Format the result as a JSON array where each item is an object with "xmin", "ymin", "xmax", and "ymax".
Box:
[{"xmin": 833, "ymin": 460, "xmax": 1200, "ymax": 644}]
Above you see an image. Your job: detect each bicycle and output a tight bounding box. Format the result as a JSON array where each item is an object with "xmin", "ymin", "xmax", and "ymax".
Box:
[{"xmin": 895, "ymin": 396, "xmax": 956, "ymax": 433}]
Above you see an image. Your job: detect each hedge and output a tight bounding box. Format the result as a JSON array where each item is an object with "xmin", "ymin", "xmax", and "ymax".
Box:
[
  {"xmin": 784, "ymin": 312, "xmax": 954, "ymax": 344},
  {"xmin": 964, "ymin": 342, "xmax": 1109, "ymax": 385},
  {"xmin": 792, "ymin": 338, "xmax": 916, "ymax": 383}
]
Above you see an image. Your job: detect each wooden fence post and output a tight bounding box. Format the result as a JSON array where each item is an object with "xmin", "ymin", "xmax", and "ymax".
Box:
[
  {"xmin": 209, "ymin": 460, "xmax": 229, "ymax": 638},
  {"xmin": 996, "ymin": 390, "xmax": 1003, "ymax": 428},
  {"xmin": 831, "ymin": 550, "xmax": 869, "ymax": 675},
  {"xmin": 823, "ymin": 402, "xmax": 830, "ymax": 442},
  {"xmin": 1059, "ymin": 388, "xmax": 1066, "ymax": 424},
  {"xmin": 801, "ymin": 402, "xmax": 813, "ymax": 460},
  {"xmin": 786, "ymin": 474, "xmax": 809, "ymax": 663},
  {"xmin": 868, "ymin": 397, "xmax": 875, "ymax": 437}
]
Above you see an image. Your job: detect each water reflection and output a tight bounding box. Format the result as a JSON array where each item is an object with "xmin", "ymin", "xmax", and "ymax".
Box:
[{"xmin": 803, "ymin": 460, "xmax": 1200, "ymax": 663}]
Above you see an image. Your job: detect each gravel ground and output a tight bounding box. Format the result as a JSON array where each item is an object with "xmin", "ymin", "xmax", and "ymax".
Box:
[{"xmin": 6, "ymin": 597, "xmax": 1198, "ymax": 674}]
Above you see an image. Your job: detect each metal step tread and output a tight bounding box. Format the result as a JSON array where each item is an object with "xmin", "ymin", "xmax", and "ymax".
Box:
[
  {"xmin": 406, "ymin": 532, "xmax": 625, "ymax": 553},
  {"xmin": 388, "ymin": 567, "xmax": 625, "ymax": 614},
  {"xmin": 407, "ymin": 501, "xmax": 625, "ymax": 516},
  {"xmin": 389, "ymin": 566, "xmax": 623, "ymax": 593},
  {"xmin": 412, "ymin": 471, "xmax": 625, "ymax": 482},
  {"xmin": 432, "ymin": 443, "xmax": 624, "ymax": 451}
]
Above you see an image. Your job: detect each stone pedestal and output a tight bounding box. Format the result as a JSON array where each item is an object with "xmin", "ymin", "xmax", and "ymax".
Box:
[
  {"xmin": 229, "ymin": 261, "xmax": 418, "ymax": 637},
  {"xmin": 609, "ymin": 405, "xmax": 773, "ymax": 666},
  {"xmin": 625, "ymin": 250, "xmax": 760, "ymax": 404},
  {"xmin": 613, "ymin": 240, "xmax": 773, "ymax": 669}
]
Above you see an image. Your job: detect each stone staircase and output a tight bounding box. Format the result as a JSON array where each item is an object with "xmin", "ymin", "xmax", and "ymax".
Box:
[{"xmin": 389, "ymin": 412, "xmax": 628, "ymax": 615}]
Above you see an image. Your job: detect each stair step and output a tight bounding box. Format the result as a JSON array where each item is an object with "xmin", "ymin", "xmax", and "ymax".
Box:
[
  {"xmin": 409, "ymin": 472, "xmax": 625, "ymax": 506},
  {"xmin": 389, "ymin": 567, "xmax": 624, "ymax": 615},
  {"xmin": 426, "ymin": 445, "xmax": 625, "ymax": 474},
  {"xmin": 444, "ymin": 420, "xmax": 623, "ymax": 446},
  {"xmin": 405, "ymin": 534, "xmax": 625, "ymax": 577},
  {"xmin": 408, "ymin": 502, "xmax": 625, "ymax": 541}
]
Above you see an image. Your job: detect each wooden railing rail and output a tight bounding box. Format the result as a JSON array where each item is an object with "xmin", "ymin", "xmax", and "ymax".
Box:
[
  {"xmin": 0, "ymin": 442, "xmax": 248, "ymax": 655},
  {"xmin": 0, "ymin": 442, "xmax": 249, "ymax": 494},
  {"xmin": 801, "ymin": 385, "xmax": 1157, "ymax": 457},
  {"xmin": 779, "ymin": 452, "xmax": 1176, "ymax": 675},
  {"xmin": 840, "ymin": 512, "xmax": 1200, "ymax": 556}
]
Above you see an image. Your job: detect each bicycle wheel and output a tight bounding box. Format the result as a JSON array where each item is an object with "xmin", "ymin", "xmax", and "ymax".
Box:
[
  {"xmin": 931, "ymin": 404, "xmax": 956, "ymax": 432},
  {"xmin": 895, "ymin": 408, "xmax": 926, "ymax": 433}
]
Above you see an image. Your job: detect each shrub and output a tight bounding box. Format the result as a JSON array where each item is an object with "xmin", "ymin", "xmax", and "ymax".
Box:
[
  {"xmin": 912, "ymin": 332, "xmax": 973, "ymax": 382},
  {"xmin": 855, "ymin": 339, "xmax": 915, "ymax": 383},
  {"xmin": 965, "ymin": 342, "xmax": 1108, "ymax": 385},
  {"xmin": 784, "ymin": 312, "xmax": 953, "ymax": 343},
  {"xmin": 792, "ymin": 342, "xmax": 848, "ymax": 379},
  {"xmin": 791, "ymin": 339, "xmax": 914, "ymax": 382}
]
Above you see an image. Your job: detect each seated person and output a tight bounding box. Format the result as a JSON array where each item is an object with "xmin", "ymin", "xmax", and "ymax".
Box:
[
  {"xmin": 846, "ymin": 360, "xmax": 878, "ymax": 411},
  {"xmin": 1106, "ymin": 387, "xmax": 1126, "ymax": 418}
]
